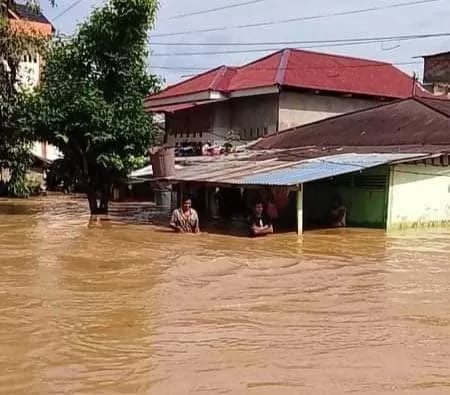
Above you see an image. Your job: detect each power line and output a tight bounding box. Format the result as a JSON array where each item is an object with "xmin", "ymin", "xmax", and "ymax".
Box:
[
  {"xmin": 150, "ymin": 32, "xmax": 450, "ymax": 47},
  {"xmin": 53, "ymin": 0, "xmax": 87, "ymax": 21},
  {"xmin": 167, "ymin": 0, "xmax": 266, "ymax": 20},
  {"xmin": 149, "ymin": 36, "xmax": 437, "ymax": 57},
  {"xmin": 147, "ymin": 61, "xmax": 422, "ymax": 74},
  {"xmin": 152, "ymin": 0, "xmax": 439, "ymax": 37}
]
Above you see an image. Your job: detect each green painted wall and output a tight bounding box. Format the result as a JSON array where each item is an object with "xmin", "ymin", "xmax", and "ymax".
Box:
[{"xmin": 304, "ymin": 167, "xmax": 389, "ymax": 228}]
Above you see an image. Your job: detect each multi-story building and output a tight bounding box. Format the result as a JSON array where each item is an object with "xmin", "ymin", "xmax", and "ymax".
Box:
[
  {"xmin": 422, "ymin": 51, "xmax": 450, "ymax": 97},
  {"xmin": 6, "ymin": 2, "xmax": 60, "ymax": 161},
  {"xmin": 145, "ymin": 48, "xmax": 432, "ymax": 147}
]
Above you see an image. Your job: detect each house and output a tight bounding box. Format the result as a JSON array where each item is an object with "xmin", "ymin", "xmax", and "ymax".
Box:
[
  {"xmin": 145, "ymin": 48, "xmax": 430, "ymax": 147},
  {"xmin": 421, "ymin": 51, "xmax": 450, "ymax": 97},
  {"xmin": 148, "ymin": 97, "xmax": 450, "ymax": 236},
  {"xmin": 6, "ymin": 2, "xmax": 60, "ymax": 162}
]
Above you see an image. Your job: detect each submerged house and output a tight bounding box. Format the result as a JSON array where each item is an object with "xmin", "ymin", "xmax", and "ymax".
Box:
[
  {"xmin": 151, "ymin": 97, "xmax": 450, "ymax": 236},
  {"xmin": 145, "ymin": 49, "xmax": 430, "ymax": 147}
]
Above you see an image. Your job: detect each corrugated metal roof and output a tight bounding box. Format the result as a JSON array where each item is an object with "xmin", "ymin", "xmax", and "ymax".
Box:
[
  {"xmin": 238, "ymin": 153, "xmax": 424, "ymax": 186},
  {"xmin": 168, "ymin": 153, "xmax": 426, "ymax": 186},
  {"xmin": 253, "ymin": 98, "xmax": 450, "ymax": 151}
]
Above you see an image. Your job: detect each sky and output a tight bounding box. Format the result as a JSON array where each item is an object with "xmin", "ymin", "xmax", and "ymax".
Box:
[{"xmin": 41, "ymin": 0, "xmax": 450, "ymax": 86}]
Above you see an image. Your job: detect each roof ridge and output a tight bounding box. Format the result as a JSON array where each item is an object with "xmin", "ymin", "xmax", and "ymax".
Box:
[
  {"xmin": 237, "ymin": 49, "xmax": 285, "ymax": 69},
  {"xmin": 209, "ymin": 65, "xmax": 230, "ymax": 91},
  {"xmin": 413, "ymin": 97, "xmax": 450, "ymax": 118},
  {"xmin": 288, "ymin": 48, "xmax": 391, "ymax": 66},
  {"xmin": 275, "ymin": 48, "xmax": 291, "ymax": 85},
  {"xmin": 147, "ymin": 65, "xmax": 226, "ymax": 100}
]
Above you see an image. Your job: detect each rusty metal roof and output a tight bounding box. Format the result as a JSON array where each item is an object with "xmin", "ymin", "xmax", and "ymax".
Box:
[
  {"xmin": 166, "ymin": 153, "xmax": 426, "ymax": 186},
  {"xmin": 253, "ymin": 98, "xmax": 450, "ymax": 150}
]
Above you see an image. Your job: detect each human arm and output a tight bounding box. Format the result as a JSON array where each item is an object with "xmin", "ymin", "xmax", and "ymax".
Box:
[
  {"xmin": 250, "ymin": 215, "xmax": 273, "ymax": 236},
  {"xmin": 194, "ymin": 212, "xmax": 200, "ymax": 234},
  {"xmin": 169, "ymin": 211, "xmax": 184, "ymax": 232}
]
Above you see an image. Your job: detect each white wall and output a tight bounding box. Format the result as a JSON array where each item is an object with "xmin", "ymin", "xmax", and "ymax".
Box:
[
  {"xmin": 17, "ymin": 52, "xmax": 41, "ymax": 90},
  {"xmin": 387, "ymin": 164, "xmax": 450, "ymax": 229},
  {"xmin": 278, "ymin": 91, "xmax": 380, "ymax": 131},
  {"xmin": 31, "ymin": 141, "xmax": 61, "ymax": 161},
  {"xmin": 16, "ymin": 52, "xmax": 61, "ymax": 162}
]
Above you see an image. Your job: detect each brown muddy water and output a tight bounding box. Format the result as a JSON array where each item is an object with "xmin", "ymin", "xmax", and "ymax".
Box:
[{"xmin": 0, "ymin": 197, "xmax": 449, "ymax": 395}]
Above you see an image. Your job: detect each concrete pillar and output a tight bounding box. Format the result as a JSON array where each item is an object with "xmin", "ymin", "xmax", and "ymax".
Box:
[
  {"xmin": 208, "ymin": 187, "xmax": 219, "ymax": 219},
  {"xmin": 155, "ymin": 183, "xmax": 172, "ymax": 211},
  {"xmin": 297, "ymin": 184, "xmax": 303, "ymax": 237}
]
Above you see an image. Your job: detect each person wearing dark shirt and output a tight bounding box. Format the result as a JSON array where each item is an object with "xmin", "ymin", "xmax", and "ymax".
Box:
[{"xmin": 249, "ymin": 202, "xmax": 274, "ymax": 237}]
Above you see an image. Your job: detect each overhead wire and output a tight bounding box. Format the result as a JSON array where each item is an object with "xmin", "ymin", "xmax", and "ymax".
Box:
[
  {"xmin": 147, "ymin": 61, "xmax": 423, "ymax": 73},
  {"xmin": 149, "ymin": 38, "xmax": 445, "ymax": 57},
  {"xmin": 52, "ymin": 0, "xmax": 87, "ymax": 21},
  {"xmin": 149, "ymin": 32, "xmax": 450, "ymax": 47},
  {"xmin": 167, "ymin": 0, "xmax": 267, "ymax": 20},
  {"xmin": 152, "ymin": 0, "xmax": 439, "ymax": 37}
]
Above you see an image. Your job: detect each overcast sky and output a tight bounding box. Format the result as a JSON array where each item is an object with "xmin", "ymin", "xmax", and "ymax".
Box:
[{"xmin": 42, "ymin": 0, "xmax": 450, "ymax": 85}]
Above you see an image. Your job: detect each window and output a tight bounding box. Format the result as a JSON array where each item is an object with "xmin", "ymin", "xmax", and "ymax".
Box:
[
  {"xmin": 264, "ymin": 127, "xmax": 268, "ymax": 135},
  {"xmin": 242, "ymin": 128, "xmax": 247, "ymax": 139},
  {"xmin": 256, "ymin": 127, "xmax": 261, "ymax": 137},
  {"xmin": 250, "ymin": 128, "xmax": 253, "ymax": 138},
  {"xmin": 199, "ymin": 131, "xmax": 203, "ymax": 138}
]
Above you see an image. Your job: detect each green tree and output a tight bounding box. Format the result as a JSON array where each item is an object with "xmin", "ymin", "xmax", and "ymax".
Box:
[
  {"xmin": 28, "ymin": 0, "xmax": 160, "ymax": 214},
  {"xmin": 0, "ymin": 1, "xmax": 53, "ymax": 197}
]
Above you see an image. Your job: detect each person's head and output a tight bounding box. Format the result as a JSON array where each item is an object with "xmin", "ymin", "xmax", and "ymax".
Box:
[
  {"xmin": 254, "ymin": 201, "xmax": 264, "ymax": 216},
  {"xmin": 332, "ymin": 195, "xmax": 342, "ymax": 208},
  {"xmin": 182, "ymin": 196, "xmax": 192, "ymax": 211}
]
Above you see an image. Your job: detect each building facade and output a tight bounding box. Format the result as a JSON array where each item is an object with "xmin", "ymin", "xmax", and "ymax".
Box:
[
  {"xmin": 422, "ymin": 51, "xmax": 450, "ymax": 97},
  {"xmin": 387, "ymin": 163, "xmax": 450, "ymax": 229},
  {"xmin": 6, "ymin": 3, "xmax": 60, "ymax": 161},
  {"xmin": 146, "ymin": 48, "xmax": 429, "ymax": 146}
]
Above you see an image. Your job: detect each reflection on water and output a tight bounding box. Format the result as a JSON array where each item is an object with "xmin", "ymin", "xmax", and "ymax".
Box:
[{"xmin": 0, "ymin": 197, "xmax": 449, "ymax": 395}]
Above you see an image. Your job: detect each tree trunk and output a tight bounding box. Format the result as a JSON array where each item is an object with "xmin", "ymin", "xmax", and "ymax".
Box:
[
  {"xmin": 87, "ymin": 188, "xmax": 109, "ymax": 215},
  {"xmin": 87, "ymin": 192, "xmax": 99, "ymax": 215}
]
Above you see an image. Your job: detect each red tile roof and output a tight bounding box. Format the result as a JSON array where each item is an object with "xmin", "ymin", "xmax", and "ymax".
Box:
[
  {"xmin": 147, "ymin": 49, "xmax": 426, "ymax": 104},
  {"xmin": 252, "ymin": 98, "xmax": 450, "ymax": 150}
]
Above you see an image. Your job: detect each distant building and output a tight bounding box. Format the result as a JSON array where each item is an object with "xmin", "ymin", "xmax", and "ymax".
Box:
[
  {"xmin": 148, "ymin": 97, "xmax": 450, "ymax": 236},
  {"xmin": 6, "ymin": 2, "xmax": 60, "ymax": 161},
  {"xmin": 422, "ymin": 51, "xmax": 450, "ymax": 97},
  {"xmin": 146, "ymin": 48, "xmax": 431, "ymax": 146}
]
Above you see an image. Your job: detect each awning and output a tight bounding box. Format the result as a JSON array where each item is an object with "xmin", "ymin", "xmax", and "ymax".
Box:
[
  {"xmin": 129, "ymin": 164, "xmax": 184, "ymax": 178},
  {"xmin": 165, "ymin": 153, "xmax": 427, "ymax": 186}
]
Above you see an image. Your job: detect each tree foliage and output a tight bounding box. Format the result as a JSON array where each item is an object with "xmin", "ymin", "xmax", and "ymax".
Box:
[{"xmin": 28, "ymin": 0, "xmax": 160, "ymax": 213}]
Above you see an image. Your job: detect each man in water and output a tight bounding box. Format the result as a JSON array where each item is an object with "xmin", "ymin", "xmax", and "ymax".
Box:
[
  {"xmin": 249, "ymin": 201, "xmax": 274, "ymax": 237},
  {"xmin": 330, "ymin": 195, "xmax": 346, "ymax": 228},
  {"xmin": 169, "ymin": 196, "xmax": 200, "ymax": 233}
]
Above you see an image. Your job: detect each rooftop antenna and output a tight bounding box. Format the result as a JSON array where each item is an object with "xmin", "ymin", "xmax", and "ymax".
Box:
[{"xmin": 411, "ymin": 71, "xmax": 417, "ymax": 97}]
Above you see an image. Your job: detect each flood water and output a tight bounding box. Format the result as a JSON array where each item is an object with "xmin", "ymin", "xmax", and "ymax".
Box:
[{"xmin": 0, "ymin": 197, "xmax": 450, "ymax": 395}]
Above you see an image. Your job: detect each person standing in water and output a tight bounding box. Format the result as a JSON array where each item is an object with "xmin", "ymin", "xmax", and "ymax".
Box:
[
  {"xmin": 169, "ymin": 196, "xmax": 200, "ymax": 233},
  {"xmin": 249, "ymin": 201, "xmax": 274, "ymax": 237},
  {"xmin": 330, "ymin": 195, "xmax": 346, "ymax": 228}
]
